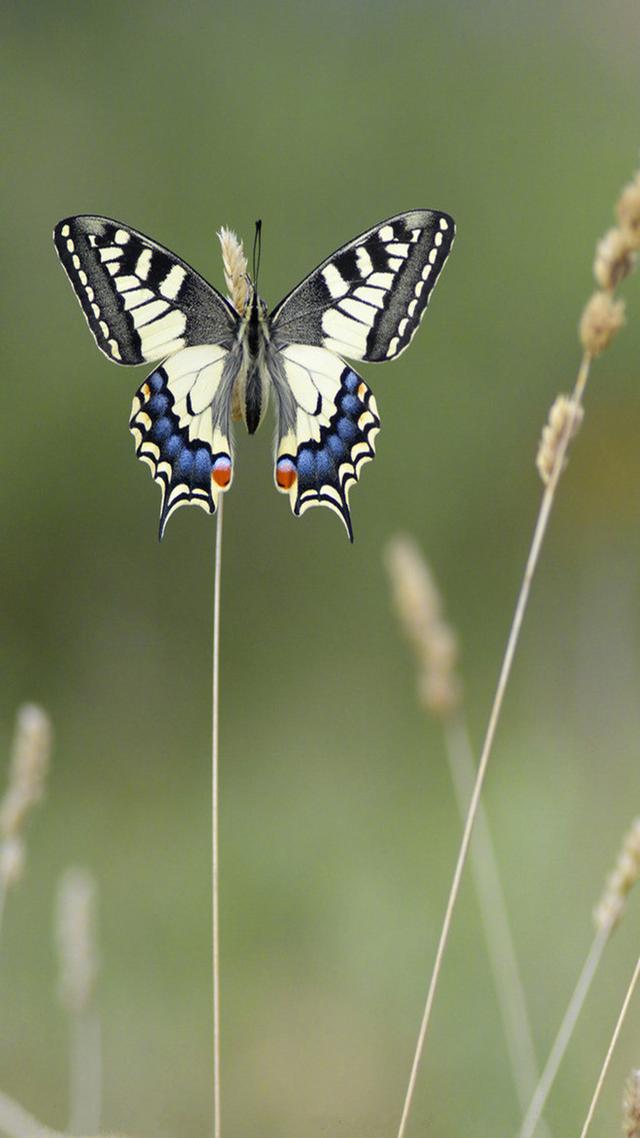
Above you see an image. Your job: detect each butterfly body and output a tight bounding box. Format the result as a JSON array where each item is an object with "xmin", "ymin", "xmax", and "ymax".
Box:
[
  {"xmin": 54, "ymin": 209, "xmax": 455, "ymax": 540},
  {"xmin": 235, "ymin": 286, "xmax": 274, "ymax": 435}
]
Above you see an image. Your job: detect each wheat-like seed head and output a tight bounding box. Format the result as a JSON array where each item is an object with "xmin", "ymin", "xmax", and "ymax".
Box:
[
  {"xmin": 623, "ymin": 1069, "xmax": 640, "ymax": 1138},
  {"xmin": 616, "ymin": 171, "xmax": 640, "ymax": 251},
  {"xmin": 536, "ymin": 395, "xmax": 584, "ymax": 485},
  {"xmin": 0, "ymin": 704, "xmax": 52, "ymax": 889},
  {"xmin": 217, "ymin": 227, "xmax": 249, "ymax": 315},
  {"xmin": 593, "ymin": 227, "xmax": 638, "ymax": 291},
  {"xmin": 385, "ymin": 536, "xmax": 461, "ymax": 719},
  {"xmin": 56, "ymin": 867, "xmax": 99, "ymax": 1016},
  {"xmin": 579, "ymin": 291, "xmax": 626, "ymax": 357},
  {"xmin": 593, "ymin": 817, "xmax": 640, "ymax": 932}
]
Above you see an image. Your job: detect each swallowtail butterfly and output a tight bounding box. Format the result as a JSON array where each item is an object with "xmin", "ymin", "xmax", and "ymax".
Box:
[{"xmin": 53, "ymin": 210, "xmax": 455, "ymax": 540}]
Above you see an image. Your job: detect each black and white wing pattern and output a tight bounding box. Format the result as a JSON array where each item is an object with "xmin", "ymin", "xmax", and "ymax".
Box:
[
  {"xmin": 270, "ymin": 209, "xmax": 454, "ymax": 362},
  {"xmin": 53, "ymin": 215, "xmax": 237, "ymax": 364},
  {"xmin": 54, "ymin": 209, "xmax": 455, "ymax": 542},
  {"xmin": 129, "ymin": 346, "xmax": 235, "ymax": 538},
  {"xmin": 54, "ymin": 215, "xmax": 240, "ymax": 537},
  {"xmin": 272, "ymin": 345, "xmax": 380, "ymax": 540}
]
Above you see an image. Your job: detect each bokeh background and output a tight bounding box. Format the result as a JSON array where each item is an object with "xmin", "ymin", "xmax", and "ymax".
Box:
[{"xmin": 2, "ymin": 2, "xmax": 640, "ymax": 1136}]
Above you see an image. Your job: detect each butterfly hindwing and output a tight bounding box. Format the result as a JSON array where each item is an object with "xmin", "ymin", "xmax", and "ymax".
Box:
[
  {"xmin": 270, "ymin": 209, "xmax": 454, "ymax": 363},
  {"xmin": 130, "ymin": 345, "xmax": 236, "ymax": 537},
  {"xmin": 272, "ymin": 345, "xmax": 380, "ymax": 540},
  {"xmin": 53, "ymin": 216, "xmax": 237, "ymax": 365}
]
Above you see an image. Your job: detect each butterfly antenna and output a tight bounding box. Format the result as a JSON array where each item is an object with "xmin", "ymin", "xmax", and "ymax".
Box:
[{"xmin": 252, "ymin": 219, "xmax": 262, "ymax": 290}]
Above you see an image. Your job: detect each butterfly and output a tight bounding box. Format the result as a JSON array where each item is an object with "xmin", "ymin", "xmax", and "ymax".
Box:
[{"xmin": 53, "ymin": 210, "xmax": 455, "ymax": 540}]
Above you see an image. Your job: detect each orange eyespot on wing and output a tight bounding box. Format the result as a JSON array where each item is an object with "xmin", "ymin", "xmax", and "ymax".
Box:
[
  {"xmin": 212, "ymin": 457, "xmax": 232, "ymax": 488},
  {"xmin": 276, "ymin": 458, "xmax": 297, "ymax": 491}
]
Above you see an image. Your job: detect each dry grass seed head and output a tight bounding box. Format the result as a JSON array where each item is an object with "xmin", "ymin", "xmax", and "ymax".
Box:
[
  {"xmin": 593, "ymin": 817, "xmax": 640, "ymax": 932},
  {"xmin": 385, "ymin": 535, "xmax": 461, "ymax": 718},
  {"xmin": 579, "ymin": 291, "xmax": 625, "ymax": 357},
  {"xmin": 593, "ymin": 228, "xmax": 638, "ymax": 291},
  {"xmin": 0, "ymin": 837, "xmax": 25, "ymax": 888},
  {"xmin": 624, "ymin": 1070, "xmax": 640, "ymax": 1138},
  {"xmin": 616, "ymin": 171, "xmax": 640, "ymax": 251},
  {"xmin": 217, "ymin": 226, "xmax": 249, "ymax": 315},
  {"xmin": 1, "ymin": 704, "xmax": 52, "ymax": 833},
  {"xmin": 536, "ymin": 395, "xmax": 584, "ymax": 485}
]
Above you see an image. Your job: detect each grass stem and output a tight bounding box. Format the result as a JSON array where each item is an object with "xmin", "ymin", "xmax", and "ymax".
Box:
[
  {"xmin": 69, "ymin": 1010, "xmax": 101, "ymax": 1134},
  {"xmin": 0, "ymin": 1088, "xmax": 63, "ymax": 1138},
  {"xmin": 396, "ymin": 356, "xmax": 591, "ymax": 1138},
  {"xmin": 212, "ymin": 497, "xmax": 224, "ymax": 1138},
  {"xmin": 518, "ymin": 924, "xmax": 609, "ymax": 1138},
  {"xmin": 443, "ymin": 715, "xmax": 545, "ymax": 1127},
  {"xmin": 578, "ymin": 952, "xmax": 640, "ymax": 1138},
  {"xmin": 0, "ymin": 885, "xmax": 7, "ymax": 948}
]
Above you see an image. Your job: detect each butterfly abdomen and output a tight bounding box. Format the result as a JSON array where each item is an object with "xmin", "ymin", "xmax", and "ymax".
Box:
[{"xmin": 236, "ymin": 294, "xmax": 271, "ymax": 435}]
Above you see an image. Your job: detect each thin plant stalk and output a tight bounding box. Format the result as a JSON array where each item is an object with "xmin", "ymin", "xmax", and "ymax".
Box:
[
  {"xmin": 518, "ymin": 923, "xmax": 610, "ymax": 1138},
  {"xmin": 0, "ymin": 1089, "xmax": 63, "ymax": 1138},
  {"xmin": 55, "ymin": 866, "xmax": 101, "ymax": 1134},
  {"xmin": 578, "ymin": 952, "xmax": 640, "ymax": 1138},
  {"xmin": 443, "ymin": 714, "xmax": 545, "ymax": 1125},
  {"xmin": 69, "ymin": 1009, "xmax": 101, "ymax": 1134},
  {"xmin": 212, "ymin": 497, "xmax": 224, "ymax": 1138},
  {"xmin": 396, "ymin": 356, "xmax": 591, "ymax": 1138},
  {"xmin": 0, "ymin": 887, "xmax": 7, "ymax": 947}
]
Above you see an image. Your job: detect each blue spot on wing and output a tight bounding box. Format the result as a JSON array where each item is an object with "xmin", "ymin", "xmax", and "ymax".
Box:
[
  {"xmin": 149, "ymin": 392, "xmax": 170, "ymax": 415},
  {"xmin": 297, "ymin": 449, "xmax": 315, "ymax": 478},
  {"xmin": 161, "ymin": 434, "xmax": 181, "ymax": 459},
  {"xmin": 327, "ymin": 433, "xmax": 346, "ymax": 460},
  {"xmin": 152, "ymin": 416, "xmax": 172, "ymax": 441},
  {"xmin": 336, "ymin": 417, "xmax": 357, "ymax": 443},
  {"xmin": 341, "ymin": 394, "xmax": 359, "ymax": 415},
  {"xmin": 316, "ymin": 449, "xmax": 336, "ymax": 480},
  {"xmin": 175, "ymin": 448, "xmax": 194, "ymax": 478},
  {"xmin": 194, "ymin": 448, "xmax": 213, "ymax": 481}
]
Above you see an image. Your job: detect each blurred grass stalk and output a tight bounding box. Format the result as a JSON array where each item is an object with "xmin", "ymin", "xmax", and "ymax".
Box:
[
  {"xmin": 385, "ymin": 537, "xmax": 545, "ymax": 1126},
  {"xmin": 578, "ymin": 952, "xmax": 640, "ymax": 1138},
  {"xmin": 391, "ymin": 166, "xmax": 639, "ymax": 1138},
  {"xmin": 519, "ymin": 817, "xmax": 640, "ymax": 1138},
  {"xmin": 0, "ymin": 705, "xmax": 52, "ymax": 945},
  {"xmin": 56, "ymin": 867, "xmax": 101, "ymax": 1135},
  {"xmin": 0, "ymin": 1083, "xmax": 124, "ymax": 1138},
  {"xmin": 0, "ymin": 1087, "xmax": 64, "ymax": 1138}
]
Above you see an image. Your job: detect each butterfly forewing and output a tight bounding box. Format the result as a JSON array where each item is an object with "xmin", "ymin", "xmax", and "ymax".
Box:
[
  {"xmin": 53, "ymin": 216, "xmax": 237, "ymax": 365},
  {"xmin": 270, "ymin": 209, "xmax": 455, "ymax": 363}
]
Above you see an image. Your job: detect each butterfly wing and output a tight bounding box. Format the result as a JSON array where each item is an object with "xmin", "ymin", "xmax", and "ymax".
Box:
[
  {"xmin": 270, "ymin": 209, "xmax": 454, "ymax": 362},
  {"xmin": 271, "ymin": 344, "xmax": 380, "ymax": 541},
  {"xmin": 53, "ymin": 215, "xmax": 237, "ymax": 364},
  {"xmin": 130, "ymin": 345, "xmax": 236, "ymax": 538}
]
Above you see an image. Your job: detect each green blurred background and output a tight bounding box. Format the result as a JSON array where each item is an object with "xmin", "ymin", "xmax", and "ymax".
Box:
[{"xmin": 2, "ymin": 2, "xmax": 640, "ymax": 1135}]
